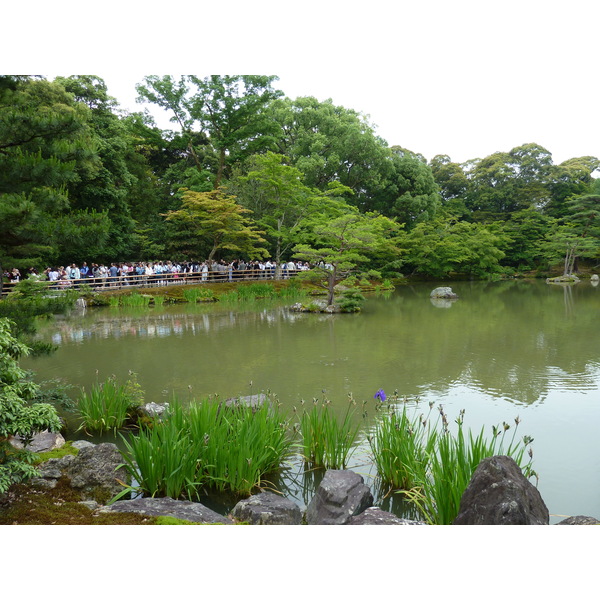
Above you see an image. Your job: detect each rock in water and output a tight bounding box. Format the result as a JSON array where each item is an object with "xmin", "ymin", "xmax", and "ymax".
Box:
[
  {"xmin": 430, "ymin": 287, "xmax": 458, "ymax": 299},
  {"xmin": 306, "ymin": 469, "xmax": 373, "ymax": 524},
  {"xmin": 453, "ymin": 455, "xmax": 549, "ymax": 525}
]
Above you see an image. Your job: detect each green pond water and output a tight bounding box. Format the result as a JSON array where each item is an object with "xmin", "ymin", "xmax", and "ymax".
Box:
[{"xmin": 22, "ymin": 279, "xmax": 600, "ymax": 523}]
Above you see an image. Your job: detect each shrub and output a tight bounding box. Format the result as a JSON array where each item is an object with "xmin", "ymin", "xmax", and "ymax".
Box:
[{"xmin": 0, "ymin": 318, "xmax": 62, "ymax": 493}]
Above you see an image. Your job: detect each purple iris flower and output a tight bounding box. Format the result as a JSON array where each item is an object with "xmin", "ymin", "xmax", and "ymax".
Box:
[{"xmin": 374, "ymin": 389, "xmax": 387, "ymax": 402}]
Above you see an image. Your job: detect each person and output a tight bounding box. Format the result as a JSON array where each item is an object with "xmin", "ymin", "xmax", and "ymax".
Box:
[{"xmin": 109, "ymin": 263, "xmax": 118, "ymax": 287}]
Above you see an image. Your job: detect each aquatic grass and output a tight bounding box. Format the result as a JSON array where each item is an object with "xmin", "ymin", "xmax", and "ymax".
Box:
[
  {"xmin": 369, "ymin": 403, "xmax": 537, "ymax": 525},
  {"xmin": 183, "ymin": 287, "xmax": 214, "ymax": 303},
  {"xmin": 297, "ymin": 396, "xmax": 360, "ymax": 469},
  {"xmin": 120, "ymin": 293, "xmax": 152, "ymax": 307},
  {"xmin": 118, "ymin": 397, "xmax": 293, "ymax": 500},
  {"xmin": 152, "ymin": 295, "xmax": 165, "ymax": 306},
  {"xmin": 119, "ymin": 414, "xmax": 204, "ymax": 500},
  {"xmin": 368, "ymin": 401, "xmax": 439, "ymax": 491},
  {"xmin": 405, "ymin": 411, "xmax": 536, "ymax": 525},
  {"xmin": 76, "ymin": 376, "xmax": 142, "ymax": 433}
]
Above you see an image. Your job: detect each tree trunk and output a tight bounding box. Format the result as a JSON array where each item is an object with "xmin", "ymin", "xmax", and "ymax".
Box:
[{"xmin": 327, "ymin": 266, "xmax": 337, "ymax": 306}]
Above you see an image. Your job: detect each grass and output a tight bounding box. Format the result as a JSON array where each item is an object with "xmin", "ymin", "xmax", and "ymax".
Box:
[
  {"xmin": 76, "ymin": 374, "xmax": 144, "ymax": 434},
  {"xmin": 296, "ymin": 396, "xmax": 361, "ymax": 469},
  {"xmin": 368, "ymin": 402, "xmax": 536, "ymax": 524},
  {"xmin": 183, "ymin": 287, "xmax": 215, "ymax": 303},
  {"xmin": 118, "ymin": 397, "xmax": 293, "ymax": 500}
]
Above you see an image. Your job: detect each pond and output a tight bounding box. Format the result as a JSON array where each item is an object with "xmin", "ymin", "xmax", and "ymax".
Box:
[{"xmin": 23, "ymin": 279, "xmax": 600, "ymax": 523}]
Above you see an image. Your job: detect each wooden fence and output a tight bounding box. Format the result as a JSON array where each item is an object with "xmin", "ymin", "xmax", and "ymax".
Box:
[{"xmin": 1, "ymin": 267, "xmax": 303, "ymax": 297}]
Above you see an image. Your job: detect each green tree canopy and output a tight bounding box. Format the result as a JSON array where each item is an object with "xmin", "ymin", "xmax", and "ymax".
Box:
[
  {"xmin": 293, "ymin": 209, "xmax": 401, "ymax": 305},
  {"xmin": 136, "ymin": 75, "xmax": 283, "ymax": 188},
  {"xmin": 163, "ymin": 188, "xmax": 268, "ymax": 263},
  {"xmin": 0, "ymin": 76, "xmax": 100, "ymax": 270}
]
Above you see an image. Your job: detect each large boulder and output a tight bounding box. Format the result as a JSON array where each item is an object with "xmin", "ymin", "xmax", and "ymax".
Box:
[
  {"xmin": 231, "ymin": 491, "xmax": 302, "ymax": 524},
  {"xmin": 103, "ymin": 497, "xmax": 233, "ymax": 524},
  {"xmin": 453, "ymin": 455, "xmax": 549, "ymax": 525},
  {"xmin": 306, "ymin": 469, "xmax": 373, "ymax": 525},
  {"xmin": 31, "ymin": 442, "xmax": 129, "ymax": 503},
  {"xmin": 347, "ymin": 507, "xmax": 427, "ymax": 525}
]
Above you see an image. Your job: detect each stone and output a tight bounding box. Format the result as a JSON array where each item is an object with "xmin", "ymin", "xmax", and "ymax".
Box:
[
  {"xmin": 430, "ymin": 286, "xmax": 458, "ymax": 299},
  {"xmin": 224, "ymin": 393, "xmax": 269, "ymax": 411},
  {"xmin": 453, "ymin": 455, "xmax": 549, "ymax": 525},
  {"xmin": 30, "ymin": 454, "xmax": 76, "ymax": 489},
  {"xmin": 231, "ymin": 491, "xmax": 302, "ymax": 525},
  {"xmin": 9, "ymin": 430, "xmax": 65, "ymax": 453},
  {"xmin": 103, "ymin": 497, "xmax": 233, "ymax": 524},
  {"xmin": 136, "ymin": 402, "xmax": 170, "ymax": 422},
  {"xmin": 71, "ymin": 440, "xmax": 96, "ymax": 451},
  {"xmin": 556, "ymin": 515, "xmax": 600, "ymax": 525},
  {"xmin": 63, "ymin": 443, "xmax": 130, "ymax": 502},
  {"xmin": 591, "ymin": 274, "xmax": 599, "ymax": 282},
  {"xmin": 347, "ymin": 507, "xmax": 427, "ymax": 525},
  {"xmin": 306, "ymin": 469, "xmax": 373, "ymax": 525}
]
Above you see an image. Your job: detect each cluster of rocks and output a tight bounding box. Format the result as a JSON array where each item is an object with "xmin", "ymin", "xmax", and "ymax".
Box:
[{"xmin": 14, "ymin": 430, "xmax": 599, "ymax": 525}]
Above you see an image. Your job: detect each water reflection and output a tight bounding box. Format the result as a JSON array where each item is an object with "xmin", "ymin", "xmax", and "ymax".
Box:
[{"xmin": 30, "ymin": 281, "xmax": 600, "ymax": 410}]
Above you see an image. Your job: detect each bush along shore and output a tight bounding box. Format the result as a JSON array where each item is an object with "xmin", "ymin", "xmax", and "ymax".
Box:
[{"xmin": 2, "ymin": 389, "xmax": 598, "ymax": 525}]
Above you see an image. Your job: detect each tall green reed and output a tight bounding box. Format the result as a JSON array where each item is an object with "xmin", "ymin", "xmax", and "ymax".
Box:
[
  {"xmin": 77, "ymin": 375, "xmax": 143, "ymax": 433},
  {"xmin": 297, "ymin": 396, "xmax": 361, "ymax": 469},
  {"xmin": 369, "ymin": 402, "xmax": 536, "ymax": 525},
  {"xmin": 119, "ymin": 397, "xmax": 293, "ymax": 500}
]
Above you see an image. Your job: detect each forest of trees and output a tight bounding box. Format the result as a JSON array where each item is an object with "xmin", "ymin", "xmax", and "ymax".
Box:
[{"xmin": 1, "ymin": 74, "xmax": 599, "ymax": 281}]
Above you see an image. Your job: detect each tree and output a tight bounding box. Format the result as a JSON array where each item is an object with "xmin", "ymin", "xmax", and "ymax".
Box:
[
  {"xmin": 545, "ymin": 156, "xmax": 600, "ymax": 218},
  {"xmin": 539, "ymin": 189, "xmax": 600, "ymax": 275},
  {"xmin": 267, "ymin": 96, "xmax": 390, "ymax": 205},
  {"xmin": 54, "ymin": 75, "xmax": 144, "ymax": 262},
  {"xmin": 293, "ymin": 209, "xmax": 400, "ymax": 305},
  {"xmin": 498, "ymin": 208, "xmax": 556, "ymax": 271},
  {"xmin": 136, "ymin": 75, "xmax": 283, "ymax": 188},
  {"xmin": 163, "ymin": 188, "xmax": 268, "ymax": 263},
  {"xmin": 464, "ymin": 144, "xmax": 555, "ymax": 218},
  {"xmin": 0, "ymin": 76, "xmax": 99, "ymax": 271},
  {"xmin": 227, "ymin": 152, "xmax": 336, "ymax": 274},
  {"xmin": 403, "ymin": 215, "xmax": 507, "ymax": 278},
  {"xmin": 0, "ymin": 318, "xmax": 62, "ymax": 493},
  {"xmin": 368, "ymin": 147, "xmax": 441, "ymax": 226}
]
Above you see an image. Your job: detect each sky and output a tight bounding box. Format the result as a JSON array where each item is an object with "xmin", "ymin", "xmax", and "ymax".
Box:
[{"xmin": 8, "ymin": 0, "xmax": 599, "ymax": 168}]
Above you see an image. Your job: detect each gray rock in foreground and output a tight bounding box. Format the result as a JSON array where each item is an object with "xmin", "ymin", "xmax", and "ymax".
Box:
[
  {"xmin": 556, "ymin": 515, "xmax": 600, "ymax": 525},
  {"xmin": 104, "ymin": 497, "xmax": 233, "ymax": 524},
  {"xmin": 306, "ymin": 469, "xmax": 373, "ymax": 525},
  {"xmin": 453, "ymin": 455, "xmax": 549, "ymax": 525},
  {"xmin": 231, "ymin": 491, "xmax": 302, "ymax": 524},
  {"xmin": 31, "ymin": 442, "xmax": 129, "ymax": 503},
  {"xmin": 347, "ymin": 507, "xmax": 427, "ymax": 525}
]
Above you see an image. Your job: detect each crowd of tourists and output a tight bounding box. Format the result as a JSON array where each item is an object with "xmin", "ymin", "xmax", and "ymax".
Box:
[{"xmin": 3, "ymin": 258, "xmax": 313, "ymax": 289}]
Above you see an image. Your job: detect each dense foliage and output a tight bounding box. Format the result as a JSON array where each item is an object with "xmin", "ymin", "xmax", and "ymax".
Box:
[
  {"xmin": 1, "ymin": 75, "xmax": 599, "ymax": 282},
  {"xmin": 0, "ymin": 318, "xmax": 62, "ymax": 493}
]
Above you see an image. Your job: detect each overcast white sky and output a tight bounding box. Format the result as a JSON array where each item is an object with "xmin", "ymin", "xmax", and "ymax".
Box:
[{"xmin": 8, "ymin": 0, "xmax": 599, "ymax": 167}]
